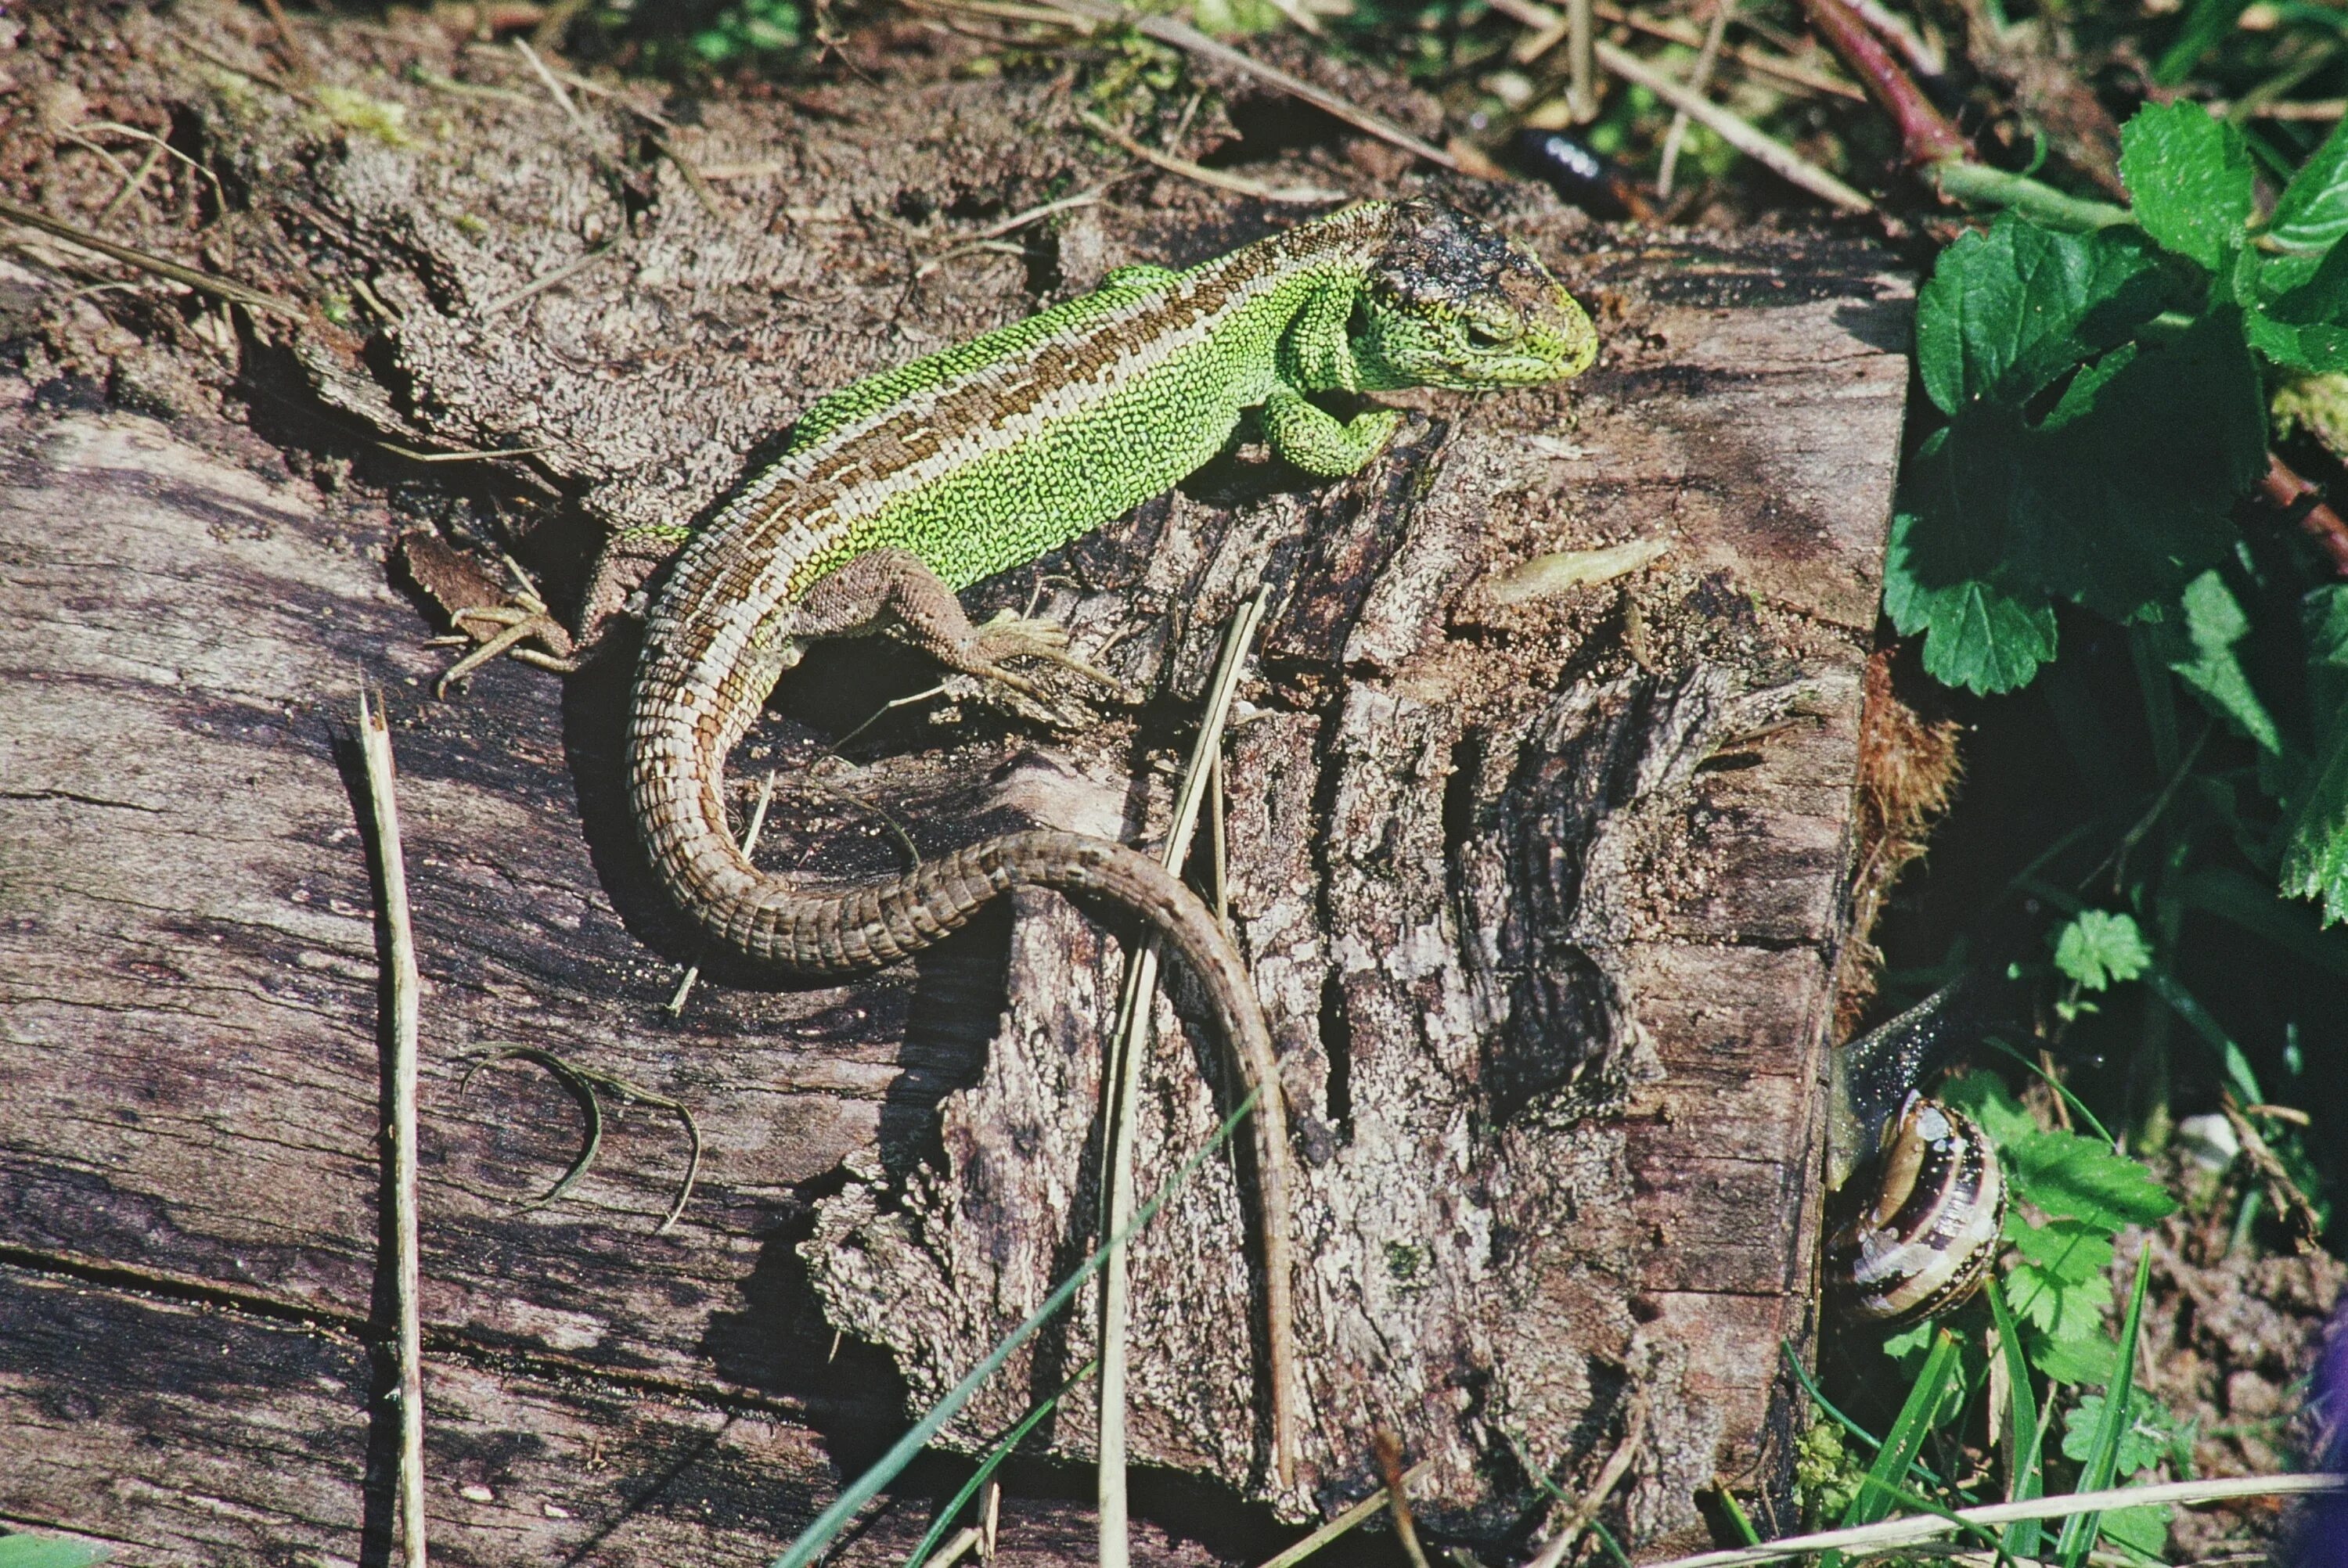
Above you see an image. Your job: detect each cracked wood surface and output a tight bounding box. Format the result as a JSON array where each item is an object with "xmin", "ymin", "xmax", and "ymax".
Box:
[{"xmin": 0, "ymin": 7, "xmax": 1909, "ymax": 1560}]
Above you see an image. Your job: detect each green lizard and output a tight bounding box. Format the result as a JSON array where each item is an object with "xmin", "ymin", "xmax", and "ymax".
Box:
[{"xmin": 447, "ymin": 197, "xmax": 1595, "ymax": 1484}]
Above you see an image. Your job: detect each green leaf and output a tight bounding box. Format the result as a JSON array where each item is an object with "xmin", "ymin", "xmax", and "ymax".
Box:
[
  {"xmin": 2004, "ymin": 1131, "xmax": 2181, "ymax": 1229},
  {"xmin": 2268, "ymin": 117, "xmax": 2348, "ymax": 252},
  {"xmin": 2062, "ymin": 1387, "xmax": 2180, "ymax": 1476},
  {"xmin": 2022, "ymin": 311, "xmax": 2267, "ymax": 624},
  {"xmin": 0, "ymin": 1539, "xmax": 113, "ymax": 1568},
  {"xmin": 2119, "ymin": 100, "xmax": 2254, "ymax": 270},
  {"xmin": 1941, "ymin": 1069, "xmax": 2040, "ymax": 1149},
  {"xmin": 2006, "ymin": 1253, "xmax": 2112, "ymax": 1340},
  {"xmin": 2282, "ymin": 584, "xmax": 2348, "ymax": 924},
  {"xmin": 2029, "ymin": 1327, "xmax": 2120, "ymax": 1387},
  {"xmin": 2006, "ymin": 1215, "xmax": 2118, "ymax": 1283},
  {"xmin": 2098, "ymin": 1502, "xmax": 2176, "ymax": 1555},
  {"xmin": 2052, "ymin": 910, "xmax": 2155, "ymax": 991},
  {"xmin": 2159, "ymin": 571, "xmax": 2285, "ymax": 751},
  {"xmin": 2246, "ymin": 309, "xmax": 2348, "ymax": 373},
  {"xmin": 1916, "ymin": 218, "xmax": 2168, "ymax": 415}
]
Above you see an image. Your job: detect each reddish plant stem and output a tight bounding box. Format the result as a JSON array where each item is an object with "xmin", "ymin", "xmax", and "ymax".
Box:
[
  {"xmin": 1797, "ymin": 0, "xmax": 1966, "ymax": 164},
  {"xmin": 2262, "ymin": 452, "xmax": 2348, "ymax": 577}
]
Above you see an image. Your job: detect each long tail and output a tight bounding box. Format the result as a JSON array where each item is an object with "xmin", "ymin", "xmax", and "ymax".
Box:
[{"xmin": 630, "ymin": 699, "xmax": 1300, "ymax": 1484}]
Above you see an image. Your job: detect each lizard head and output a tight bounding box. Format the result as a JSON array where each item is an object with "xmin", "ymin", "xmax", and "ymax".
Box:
[{"xmin": 1352, "ymin": 200, "xmax": 1597, "ymax": 391}]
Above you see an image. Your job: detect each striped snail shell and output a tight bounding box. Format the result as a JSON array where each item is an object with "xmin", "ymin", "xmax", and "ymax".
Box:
[
  {"xmin": 1826, "ymin": 1091, "xmax": 2008, "ymax": 1325},
  {"xmin": 1824, "ymin": 976, "xmax": 2017, "ymax": 1326}
]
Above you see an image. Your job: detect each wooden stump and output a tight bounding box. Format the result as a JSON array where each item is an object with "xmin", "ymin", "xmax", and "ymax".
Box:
[{"xmin": 0, "ymin": 6, "xmax": 1911, "ymax": 1560}]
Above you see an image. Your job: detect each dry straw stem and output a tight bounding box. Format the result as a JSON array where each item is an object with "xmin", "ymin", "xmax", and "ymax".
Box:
[
  {"xmin": 1592, "ymin": 41, "xmax": 1873, "ymax": 212},
  {"xmin": 1524, "ymin": 1388, "xmax": 1647, "ymax": 1568},
  {"xmin": 1098, "ymin": 586, "xmax": 1279, "ymax": 1563},
  {"xmin": 357, "ymin": 688, "xmax": 429, "ymax": 1568},
  {"xmin": 1034, "ymin": 0, "xmax": 1460, "ymax": 171},
  {"xmin": 1252, "ymin": 1462, "xmax": 1435, "ymax": 1568},
  {"xmin": 1505, "ymin": 0, "xmax": 1865, "ymax": 101},
  {"xmin": 1077, "ymin": 110, "xmax": 1346, "ymax": 204},
  {"xmin": 1637, "ymin": 1472, "xmax": 2343, "ymax": 1568},
  {"xmin": 0, "ymin": 196, "xmax": 306, "ymax": 318},
  {"xmin": 1658, "ymin": 0, "xmax": 1737, "ymax": 196}
]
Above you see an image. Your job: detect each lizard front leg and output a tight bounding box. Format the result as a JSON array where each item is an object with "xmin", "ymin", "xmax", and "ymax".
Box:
[{"xmin": 1259, "ymin": 388, "xmax": 1403, "ymax": 479}]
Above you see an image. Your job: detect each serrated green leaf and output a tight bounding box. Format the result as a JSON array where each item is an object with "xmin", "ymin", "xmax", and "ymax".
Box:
[
  {"xmin": 2098, "ymin": 1501, "xmax": 2175, "ymax": 1555},
  {"xmin": 2282, "ymin": 585, "xmax": 2348, "ymax": 924},
  {"xmin": 2063, "ymin": 1388, "xmax": 2179, "ymax": 1476},
  {"xmin": 2052, "ymin": 909, "xmax": 2155, "ymax": 991},
  {"xmin": 2007, "ymin": 1216, "xmax": 2118, "ymax": 1283},
  {"xmin": 2245, "ymin": 308, "xmax": 2348, "ymax": 374},
  {"xmin": 2058, "ymin": 1244, "xmax": 2156, "ymax": 1565},
  {"xmin": 0, "ymin": 1541, "xmax": 111, "ymax": 1568},
  {"xmin": 2120, "ymin": 101, "xmax": 2254, "ymax": 271},
  {"xmin": 2004, "ymin": 1131, "xmax": 2181, "ymax": 1228},
  {"xmin": 1915, "ymin": 218, "xmax": 2169, "ymax": 415},
  {"xmin": 2163, "ymin": 571, "xmax": 2285, "ymax": 751},
  {"xmin": 1884, "ymin": 422, "xmax": 2062, "ymax": 695},
  {"xmin": 2006, "ymin": 1257, "xmax": 2113, "ymax": 1340},
  {"xmin": 1942, "ymin": 1069, "xmax": 2040, "ymax": 1149},
  {"xmin": 2022, "ymin": 311, "xmax": 2267, "ymax": 623},
  {"xmin": 2269, "ymin": 117, "xmax": 2348, "ymax": 252},
  {"xmin": 2029, "ymin": 1326, "xmax": 2120, "ymax": 1386}
]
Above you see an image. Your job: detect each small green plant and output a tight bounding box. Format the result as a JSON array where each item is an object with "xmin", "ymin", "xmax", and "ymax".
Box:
[
  {"xmin": 1889, "ymin": 99, "xmax": 2348, "ymax": 926},
  {"xmin": 690, "ymin": 0, "xmax": 805, "ymax": 63}
]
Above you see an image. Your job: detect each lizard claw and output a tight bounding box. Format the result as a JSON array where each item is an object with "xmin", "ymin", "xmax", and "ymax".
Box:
[
  {"xmin": 437, "ymin": 606, "xmax": 579, "ymax": 697},
  {"xmin": 971, "ymin": 610, "xmax": 1129, "ymax": 698}
]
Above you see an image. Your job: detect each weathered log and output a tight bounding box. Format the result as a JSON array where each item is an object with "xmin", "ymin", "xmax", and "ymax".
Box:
[{"xmin": 0, "ymin": 4, "xmax": 1910, "ymax": 1559}]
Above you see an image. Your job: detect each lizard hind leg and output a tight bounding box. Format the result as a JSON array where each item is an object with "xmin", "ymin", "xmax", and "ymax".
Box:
[{"xmin": 795, "ymin": 548, "xmax": 1119, "ymax": 708}]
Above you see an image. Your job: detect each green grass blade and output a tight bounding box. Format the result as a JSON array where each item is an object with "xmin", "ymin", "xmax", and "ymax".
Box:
[
  {"xmin": 1778, "ymin": 1342, "xmax": 1948, "ymax": 1489},
  {"xmin": 772, "ymin": 1085, "xmax": 1262, "ymax": 1568},
  {"xmin": 2056, "ymin": 1243, "xmax": 2156, "ymax": 1566},
  {"xmin": 902, "ymin": 1359, "xmax": 1099, "ymax": 1567},
  {"xmin": 1825, "ymin": 1329, "xmax": 1963, "ymax": 1568},
  {"xmin": 1986, "ymin": 1277, "xmax": 2046, "ymax": 1557}
]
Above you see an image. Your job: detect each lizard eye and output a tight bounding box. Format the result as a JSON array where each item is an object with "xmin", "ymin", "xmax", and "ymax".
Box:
[{"xmin": 1464, "ymin": 319, "xmax": 1515, "ymax": 349}]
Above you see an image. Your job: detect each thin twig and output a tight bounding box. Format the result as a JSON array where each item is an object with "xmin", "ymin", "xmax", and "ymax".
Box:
[
  {"xmin": 357, "ymin": 688, "xmax": 428, "ymax": 1568},
  {"xmin": 255, "ymin": 0, "xmax": 319, "ymax": 84},
  {"xmin": 1374, "ymin": 1432, "xmax": 1434, "ymax": 1568},
  {"xmin": 1593, "ymin": 42, "xmax": 1872, "ymax": 211},
  {"xmin": 1659, "ymin": 0, "xmax": 1737, "ymax": 196},
  {"xmin": 1504, "ymin": 0, "xmax": 1867, "ymax": 99},
  {"xmin": 163, "ymin": 24, "xmax": 321, "ymax": 106},
  {"xmin": 1567, "ymin": 0, "xmax": 1596, "ymax": 120},
  {"xmin": 924, "ymin": 1527, "xmax": 983, "ymax": 1568},
  {"xmin": 96, "ymin": 140, "xmax": 167, "ymax": 225},
  {"xmin": 82, "ymin": 120, "xmax": 232, "ymax": 219},
  {"xmin": 1032, "ymin": 0, "xmax": 1460, "ymax": 171},
  {"xmin": 1526, "ymin": 1390, "xmax": 1648, "ymax": 1568},
  {"xmin": 1635, "ymin": 1473, "xmax": 2344, "ymax": 1568},
  {"xmin": 1253, "ymin": 1462, "xmax": 1436, "ymax": 1568},
  {"xmin": 915, "ymin": 186, "xmax": 1110, "ymax": 279},
  {"xmin": 669, "ymin": 771, "xmax": 779, "ymax": 1014},
  {"xmin": 1100, "ymin": 588, "xmax": 1276, "ymax": 1562},
  {"xmin": 477, "ymin": 237, "xmax": 625, "ymax": 317},
  {"xmin": 0, "ymin": 196, "xmax": 306, "ymax": 318},
  {"xmin": 2260, "ymin": 451, "xmax": 2348, "ymax": 577},
  {"xmin": 1079, "ymin": 112, "xmax": 1345, "ymax": 204},
  {"xmin": 512, "ymin": 36, "xmax": 599, "ymax": 142}
]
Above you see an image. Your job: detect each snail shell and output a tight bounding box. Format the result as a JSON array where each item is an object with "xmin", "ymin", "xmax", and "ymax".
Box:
[{"xmin": 1827, "ymin": 1093, "xmax": 2007, "ymax": 1325}]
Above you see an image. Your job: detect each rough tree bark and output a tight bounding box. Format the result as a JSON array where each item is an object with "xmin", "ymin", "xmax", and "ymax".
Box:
[{"xmin": 0, "ymin": 5, "xmax": 1910, "ymax": 1562}]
